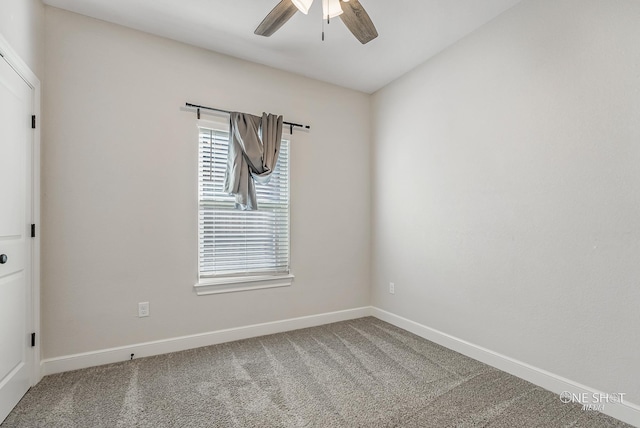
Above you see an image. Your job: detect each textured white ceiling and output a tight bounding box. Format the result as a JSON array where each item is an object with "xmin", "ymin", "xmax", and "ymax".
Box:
[{"xmin": 42, "ymin": 0, "xmax": 523, "ymax": 93}]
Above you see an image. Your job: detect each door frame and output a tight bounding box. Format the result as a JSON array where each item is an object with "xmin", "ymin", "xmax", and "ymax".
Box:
[{"xmin": 0, "ymin": 33, "xmax": 41, "ymax": 386}]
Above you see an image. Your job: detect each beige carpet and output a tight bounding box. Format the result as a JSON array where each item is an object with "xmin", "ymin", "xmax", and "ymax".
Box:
[{"xmin": 1, "ymin": 317, "xmax": 631, "ymax": 427}]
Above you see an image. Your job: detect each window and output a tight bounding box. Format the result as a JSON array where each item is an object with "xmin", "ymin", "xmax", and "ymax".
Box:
[{"xmin": 196, "ymin": 119, "xmax": 293, "ymax": 295}]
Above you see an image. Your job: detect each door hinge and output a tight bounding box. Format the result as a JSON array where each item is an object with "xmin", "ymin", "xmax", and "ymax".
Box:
[
  {"xmin": 31, "ymin": 224, "xmax": 36, "ymax": 238},
  {"xmin": 32, "ymin": 115, "xmax": 36, "ymax": 129},
  {"xmin": 31, "ymin": 333, "xmax": 36, "ymax": 347}
]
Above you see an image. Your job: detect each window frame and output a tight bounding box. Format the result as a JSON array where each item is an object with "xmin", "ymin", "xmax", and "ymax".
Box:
[{"xmin": 194, "ymin": 116, "xmax": 294, "ymax": 295}]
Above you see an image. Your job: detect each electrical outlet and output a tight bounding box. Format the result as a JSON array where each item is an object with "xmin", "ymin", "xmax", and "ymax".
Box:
[
  {"xmin": 138, "ymin": 302, "xmax": 150, "ymax": 317},
  {"xmin": 389, "ymin": 283, "xmax": 395, "ymax": 294}
]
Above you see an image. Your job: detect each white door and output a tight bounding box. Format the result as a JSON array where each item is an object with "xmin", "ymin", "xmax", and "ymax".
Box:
[{"xmin": 0, "ymin": 55, "xmax": 33, "ymax": 423}]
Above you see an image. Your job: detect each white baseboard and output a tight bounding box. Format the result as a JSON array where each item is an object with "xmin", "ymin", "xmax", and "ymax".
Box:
[
  {"xmin": 41, "ymin": 306, "xmax": 372, "ymax": 376},
  {"xmin": 370, "ymin": 307, "xmax": 640, "ymax": 428},
  {"xmin": 40, "ymin": 305, "xmax": 639, "ymax": 427}
]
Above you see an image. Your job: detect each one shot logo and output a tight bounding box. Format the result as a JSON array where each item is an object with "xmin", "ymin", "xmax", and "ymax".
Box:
[{"xmin": 559, "ymin": 391, "xmax": 626, "ymax": 412}]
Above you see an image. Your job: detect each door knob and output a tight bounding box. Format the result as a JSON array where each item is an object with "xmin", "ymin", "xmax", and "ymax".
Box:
[{"xmin": 0, "ymin": 254, "xmax": 7, "ymax": 264}]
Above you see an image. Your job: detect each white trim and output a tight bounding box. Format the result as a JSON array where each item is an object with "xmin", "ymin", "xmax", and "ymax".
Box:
[
  {"xmin": 195, "ymin": 122, "xmax": 292, "ymax": 287},
  {"xmin": 41, "ymin": 306, "xmax": 371, "ymax": 376},
  {"xmin": 196, "ymin": 116, "xmax": 227, "ymax": 132},
  {"xmin": 38, "ymin": 305, "xmax": 640, "ymax": 426},
  {"xmin": 0, "ymin": 34, "xmax": 42, "ymax": 386},
  {"xmin": 370, "ymin": 307, "xmax": 640, "ymax": 427},
  {"xmin": 0, "ymin": 36, "xmax": 39, "ymax": 86},
  {"xmin": 195, "ymin": 274, "xmax": 294, "ymax": 295}
]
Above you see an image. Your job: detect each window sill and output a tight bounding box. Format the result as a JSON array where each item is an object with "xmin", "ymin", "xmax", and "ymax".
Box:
[{"xmin": 194, "ymin": 274, "xmax": 294, "ymax": 296}]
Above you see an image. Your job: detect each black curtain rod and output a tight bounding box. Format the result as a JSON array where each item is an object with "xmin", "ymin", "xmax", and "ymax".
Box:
[{"xmin": 185, "ymin": 102, "xmax": 310, "ymax": 133}]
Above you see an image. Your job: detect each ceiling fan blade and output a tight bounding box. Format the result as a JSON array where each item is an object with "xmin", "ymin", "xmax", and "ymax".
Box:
[
  {"xmin": 255, "ymin": 0, "xmax": 299, "ymax": 37},
  {"xmin": 339, "ymin": 0, "xmax": 378, "ymax": 44}
]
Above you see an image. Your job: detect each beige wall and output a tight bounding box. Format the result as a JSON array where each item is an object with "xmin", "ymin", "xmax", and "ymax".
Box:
[
  {"xmin": 38, "ymin": 0, "xmax": 640, "ymax": 409},
  {"xmin": 372, "ymin": 0, "xmax": 640, "ymax": 405},
  {"xmin": 0, "ymin": 0, "xmax": 44, "ymax": 78},
  {"xmin": 42, "ymin": 7, "xmax": 371, "ymax": 359}
]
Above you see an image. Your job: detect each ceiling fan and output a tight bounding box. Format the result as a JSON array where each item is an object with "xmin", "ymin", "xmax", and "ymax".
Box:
[{"xmin": 255, "ymin": 0, "xmax": 378, "ymax": 45}]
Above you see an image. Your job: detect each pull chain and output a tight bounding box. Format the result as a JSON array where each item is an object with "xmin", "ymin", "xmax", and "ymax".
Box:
[{"xmin": 322, "ymin": 0, "xmax": 331, "ymax": 41}]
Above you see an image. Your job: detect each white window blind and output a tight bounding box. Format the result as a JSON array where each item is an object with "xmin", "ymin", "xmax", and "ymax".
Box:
[{"xmin": 198, "ymin": 125, "xmax": 290, "ymax": 280}]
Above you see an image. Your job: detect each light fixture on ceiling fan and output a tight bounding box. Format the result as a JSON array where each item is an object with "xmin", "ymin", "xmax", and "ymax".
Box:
[
  {"xmin": 255, "ymin": 0, "xmax": 378, "ymax": 45},
  {"xmin": 293, "ymin": 0, "xmax": 341, "ymax": 18}
]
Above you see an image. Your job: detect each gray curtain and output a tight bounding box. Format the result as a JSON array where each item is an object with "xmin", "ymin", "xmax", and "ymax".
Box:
[{"xmin": 224, "ymin": 112, "xmax": 284, "ymax": 210}]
